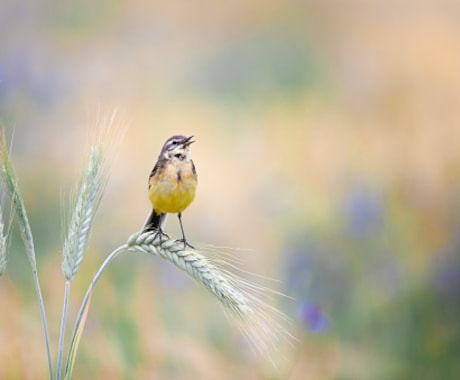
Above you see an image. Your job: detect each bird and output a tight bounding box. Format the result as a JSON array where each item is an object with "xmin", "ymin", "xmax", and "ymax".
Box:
[{"xmin": 143, "ymin": 135, "xmax": 197, "ymax": 248}]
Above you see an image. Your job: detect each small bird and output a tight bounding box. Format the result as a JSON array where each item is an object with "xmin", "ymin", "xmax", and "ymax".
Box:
[{"xmin": 144, "ymin": 135, "xmax": 197, "ymax": 248}]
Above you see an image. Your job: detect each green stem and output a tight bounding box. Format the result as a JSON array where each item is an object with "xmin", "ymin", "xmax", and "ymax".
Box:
[
  {"xmin": 32, "ymin": 269, "xmax": 54, "ymax": 379},
  {"xmin": 57, "ymin": 280, "xmax": 71, "ymax": 380},
  {"xmin": 64, "ymin": 244, "xmax": 127, "ymax": 378}
]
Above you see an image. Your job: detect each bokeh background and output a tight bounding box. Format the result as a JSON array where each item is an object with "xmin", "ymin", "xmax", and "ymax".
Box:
[{"xmin": 1, "ymin": 0, "xmax": 460, "ymax": 379}]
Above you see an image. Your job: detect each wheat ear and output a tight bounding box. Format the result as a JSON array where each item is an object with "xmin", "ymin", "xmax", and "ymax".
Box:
[
  {"xmin": 61, "ymin": 144, "xmax": 105, "ymax": 281},
  {"xmin": 127, "ymin": 231, "xmax": 253, "ymax": 316},
  {"xmin": 127, "ymin": 231, "xmax": 294, "ymax": 362}
]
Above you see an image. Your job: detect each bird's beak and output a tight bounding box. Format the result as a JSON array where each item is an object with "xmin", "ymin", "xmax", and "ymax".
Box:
[{"xmin": 183, "ymin": 135, "xmax": 195, "ymax": 147}]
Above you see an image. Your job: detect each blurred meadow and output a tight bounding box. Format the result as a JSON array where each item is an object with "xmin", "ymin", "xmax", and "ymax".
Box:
[{"xmin": 1, "ymin": 0, "xmax": 460, "ymax": 379}]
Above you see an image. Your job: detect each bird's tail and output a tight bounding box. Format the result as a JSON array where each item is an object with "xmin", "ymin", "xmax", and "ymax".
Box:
[{"xmin": 143, "ymin": 209, "xmax": 167, "ymax": 232}]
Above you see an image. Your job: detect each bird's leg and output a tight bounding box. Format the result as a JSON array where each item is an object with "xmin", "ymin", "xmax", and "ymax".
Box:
[
  {"xmin": 156, "ymin": 226, "xmax": 168, "ymax": 246},
  {"xmin": 156, "ymin": 227, "xmax": 167, "ymax": 247},
  {"xmin": 176, "ymin": 213, "xmax": 194, "ymax": 249}
]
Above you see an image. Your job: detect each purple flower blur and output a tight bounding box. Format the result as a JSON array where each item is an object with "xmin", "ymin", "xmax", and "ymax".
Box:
[
  {"xmin": 343, "ymin": 184, "xmax": 384, "ymax": 239},
  {"xmin": 299, "ymin": 301, "xmax": 329, "ymax": 333}
]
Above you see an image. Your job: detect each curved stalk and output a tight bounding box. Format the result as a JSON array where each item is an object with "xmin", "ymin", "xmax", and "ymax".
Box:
[
  {"xmin": 64, "ymin": 244, "xmax": 127, "ymax": 378},
  {"xmin": 32, "ymin": 269, "xmax": 53, "ymax": 379}
]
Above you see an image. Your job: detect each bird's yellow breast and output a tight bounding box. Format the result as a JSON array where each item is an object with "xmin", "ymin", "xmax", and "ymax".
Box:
[{"xmin": 149, "ymin": 160, "xmax": 197, "ymax": 214}]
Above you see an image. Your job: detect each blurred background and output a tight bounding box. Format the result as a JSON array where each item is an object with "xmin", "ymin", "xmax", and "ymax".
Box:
[{"xmin": 1, "ymin": 0, "xmax": 460, "ymax": 379}]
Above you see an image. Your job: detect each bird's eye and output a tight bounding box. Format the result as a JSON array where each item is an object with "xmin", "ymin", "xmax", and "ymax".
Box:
[{"xmin": 167, "ymin": 140, "xmax": 179, "ymax": 150}]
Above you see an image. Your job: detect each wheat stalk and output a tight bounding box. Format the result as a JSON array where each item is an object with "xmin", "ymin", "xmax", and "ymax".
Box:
[
  {"xmin": 65, "ymin": 230, "xmax": 293, "ymax": 375},
  {"xmin": 0, "ymin": 194, "xmax": 6, "ymax": 276},
  {"xmin": 64, "ymin": 243, "xmax": 127, "ymax": 378},
  {"xmin": 58, "ymin": 145, "xmax": 104, "ymax": 379},
  {"xmin": 0, "ymin": 128, "xmax": 54, "ymax": 378},
  {"xmin": 58, "ymin": 119, "xmax": 115, "ymax": 379},
  {"xmin": 0, "ymin": 131, "xmax": 36, "ymax": 268}
]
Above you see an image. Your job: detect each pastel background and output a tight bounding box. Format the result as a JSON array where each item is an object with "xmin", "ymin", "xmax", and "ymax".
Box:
[{"xmin": 1, "ymin": 1, "xmax": 460, "ymax": 379}]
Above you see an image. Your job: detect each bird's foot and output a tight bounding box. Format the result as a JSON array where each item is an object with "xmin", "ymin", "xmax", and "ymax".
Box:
[
  {"xmin": 175, "ymin": 238, "xmax": 195, "ymax": 250},
  {"xmin": 155, "ymin": 228, "xmax": 169, "ymax": 246}
]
